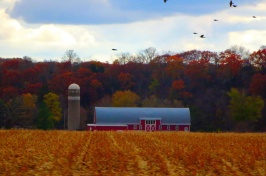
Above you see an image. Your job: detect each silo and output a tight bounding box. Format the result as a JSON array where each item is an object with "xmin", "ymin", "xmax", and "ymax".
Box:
[{"xmin": 68, "ymin": 83, "xmax": 80, "ymax": 130}]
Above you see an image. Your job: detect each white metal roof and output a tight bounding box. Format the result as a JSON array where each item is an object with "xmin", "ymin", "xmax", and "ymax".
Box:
[{"xmin": 94, "ymin": 107, "xmax": 191, "ymax": 125}]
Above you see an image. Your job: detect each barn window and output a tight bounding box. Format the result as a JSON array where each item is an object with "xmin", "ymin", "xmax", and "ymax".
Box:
[
  {"xmin": 139, "ymin": 125, "xmax": 142, "ymax": 130},
  {"xmin": 133, "ymin": 125, "xmax": 137, "ymax": 130},
  {"xmin": 185, "ymin": 127, "xmax": 188, "ymax": 131},
  {"xmin": 146, "ymin": 120, "xmax": 155, "ymax": 124},
  {"xmin": 167, "ymin": 125, "xmax": 170, "ymax": 130},
  {"xmin": 175, "ymin": 125, "xmax": 179, "ymax": 131}
]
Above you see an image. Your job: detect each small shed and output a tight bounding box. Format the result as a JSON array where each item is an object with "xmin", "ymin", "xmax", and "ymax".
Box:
[{"xmin": 87, "ymin": 107, "xmax": 191, "ymax": 132}]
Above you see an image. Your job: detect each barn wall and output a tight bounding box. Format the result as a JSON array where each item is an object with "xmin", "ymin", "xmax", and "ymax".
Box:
[{"xmin": 87, "ymin": 124, "xmax": 190, "ymax": 131}]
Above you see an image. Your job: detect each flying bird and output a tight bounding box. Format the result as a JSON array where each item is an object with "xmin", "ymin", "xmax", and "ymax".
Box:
[
  {"xmin": 200, "ymin": 35, "xmax": 205, "ymax": 38},
  {"xmin": 164, "ymin": 0, "xmax": 168, "ymax": 3},
  {"xmin": 229, "ymin": 0, "xmax": 233, "ymax": 7},
  {"xmin": 233, "ymin": 5, "xmax": 237, "ymax": 7},
  {"xmin": 252, "ymin": 16, "xmax": 257, "ymax": 18},
  {"xmin": 214, "ymin": 19, "xmax": 219, "ymax": 21},
  {"xmin": 112, "ymin": 49, "xmax": 117, "ymax": 51},
  {"xmin": 193, "ymin": 32, "xmax": 198, "ymax": 34}
]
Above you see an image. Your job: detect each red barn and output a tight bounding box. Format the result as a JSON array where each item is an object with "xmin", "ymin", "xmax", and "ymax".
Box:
[{"xmin": 87, "ymin": 107, "xmax": 191, "ymax": 132}]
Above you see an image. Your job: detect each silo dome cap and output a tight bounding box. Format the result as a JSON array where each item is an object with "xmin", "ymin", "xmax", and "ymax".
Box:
[{"xmin": 68, "ymin": 83, "xmax": 80, "ymax": 89}]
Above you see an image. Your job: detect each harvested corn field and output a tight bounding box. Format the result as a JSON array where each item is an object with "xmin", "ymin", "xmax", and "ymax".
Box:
[{"xmin": 0, "ymin": 130, "xmax": 265, "ymax": 176}]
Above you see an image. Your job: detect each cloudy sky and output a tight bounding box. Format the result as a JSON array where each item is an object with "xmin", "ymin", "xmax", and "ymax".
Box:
[{"xmin": 0, "ymin": 0, "xmax": 266, "ymax": 62}]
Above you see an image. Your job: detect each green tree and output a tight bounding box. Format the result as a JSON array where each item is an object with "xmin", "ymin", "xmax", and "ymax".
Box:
[
  {"xmin": 37, "ymin": 102, "xmax": 54, "ymax": 130},
  {"xmin": 112, "ymin": 90, "xmax": 140, "ymax": 107},
  {"xmin": 227, "ymin": 88, "xmax": 264, "ymax": 122},
  {"xmin": 43, "ymin": 92, "xmax": 62, "ymax": 122}
]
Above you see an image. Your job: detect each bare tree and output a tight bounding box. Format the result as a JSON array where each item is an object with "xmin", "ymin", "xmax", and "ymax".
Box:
[
  {"xmin": 115, "ymin": 52, "xmax": 135, "ymax": 65},
  {"xmin": 260, "ymin": 45, "xmax": 266, "ymax": 50},
  {"xmin": 61, "ymin": 50, "xmax": 81, "ymax": 63},
  {"xmin": 229, "ymin": 45, "xmax": 250, "ymax": 60},
  {"xmin": 137, "ymin": 47, "xmax": 158, "ymax": 64}
]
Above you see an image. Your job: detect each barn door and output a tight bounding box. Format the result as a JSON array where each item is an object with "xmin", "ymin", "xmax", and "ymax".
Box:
[{"xmin": 145, "ymin": 120, "xmax": 156, "ymax": 132}]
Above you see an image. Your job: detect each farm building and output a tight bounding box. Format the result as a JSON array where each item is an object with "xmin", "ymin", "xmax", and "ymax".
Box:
[{"xmin": 87, "ymin": 107, "xmax": 191, "ymax": 131}]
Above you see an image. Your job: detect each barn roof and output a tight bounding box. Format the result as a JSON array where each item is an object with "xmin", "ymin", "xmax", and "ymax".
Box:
[{"xmin": 94, "ymin": 107, "xmax": 191, "ymax": 125}]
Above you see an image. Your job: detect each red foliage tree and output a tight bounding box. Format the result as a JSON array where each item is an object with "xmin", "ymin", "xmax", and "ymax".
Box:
[
  {"xmin": 23, "ymin": 83, "xmax": 43, "ymax": 94},
  {"xmin": 184, "ymin": 58, "xmax": 211, "ymax": 88},
  {"xmin": 250, "ymin": 73, "xmax": 266, "ymax": 97},
  {"xmin": 0, "ymin": 86, "xmax": 19, "ymax": 101},
  {"xmin": 219, "ymin": 50, "xmax": 243, "ymax": 76},
  {"xmin": 172, "ymin": 80, "xmax": 185, "ymax": 90},
  {"xmin": 48, "ymin": 72, "xmax": 74, "ymax": 96},
  {"xmin": 249, "ymin": 48, "xmax": 266, "ymax": 71}
]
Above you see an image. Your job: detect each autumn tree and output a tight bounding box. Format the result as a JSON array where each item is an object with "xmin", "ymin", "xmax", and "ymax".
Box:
[
  {"xmin": 43, "ymin": 93, "xmax": 62, "ymax": 122},
  {"xmin": 56, "ymin": 61, "xmax": 72, "ymax": 74},
  {"xmin": 219, "ymin": 50, "xmax": 243, "ymax": 77},
  {"xmin": 141, "ymin": 95, "xmax": 183, "ymax": 107},
  {"xmin": 75, "ymin": 67, "xmax": 103, "ymax": 106},
  {"xmin": 184, "ymin": 58, "xmax": 211, "ymax": 89},
  {"xmin": 48, "ymin": 71, "xmax": 74, "ymax": 96},
  {"xmin": 16, "ymin": 93, "xmax": 37, "ymax": 128},
  {"xmin": 249, "ymin": 48, "xmax": 266, "ymax": 72},
  {"xmin": 95, "ymin": 95, "xmax": 112, "ymax": 107},
  {"xmin": 118, "ymin": 72, "xmax": 135, "ymax": 90},
  {"xmin": 0, "ymin": 96, "xmax": 22, "ymax": 129},
  {"xmin": 165, "ymin": 55, "xmax": 184, "ymax": 79},
  {"xmin": 250, "ymin": 73, "xmax": 266, "ymax": 97},
  {"xmin": 112, "ymin": 90, "xmax": 140, "ymax": 107},
  {"xmin": 169, "ymin": 79, "xmax": 192, "ymax": 103},
  {"xmin": 83, "ymin": 61, "xmax": 105, "ymax": 73},
  {"xmin": 0, "ymin": 99, "xmax": 6, "ymax": 128},
  {"xmin": 169, "ymin": 79, "xmax": 185, "ymax": 100}
]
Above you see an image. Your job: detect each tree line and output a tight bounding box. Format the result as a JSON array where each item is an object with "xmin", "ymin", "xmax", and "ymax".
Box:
[{"xmin": 0, "ymin": 47, "xmax": 265, "ymax": 131}]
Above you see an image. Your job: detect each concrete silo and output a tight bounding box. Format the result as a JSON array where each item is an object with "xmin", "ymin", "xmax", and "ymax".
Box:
[{"xmin": 68, "ymin": 83, "xmax": 80, "ymax": 130}]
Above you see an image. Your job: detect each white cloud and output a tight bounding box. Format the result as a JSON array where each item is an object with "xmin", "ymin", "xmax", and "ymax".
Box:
[
  {"xmin": 228, "ymin": 30, "xmax": 266, "ymax": 51},
  {"xmin": 24, "ymin": 25, "xmax": 76, "ymax": 44}
]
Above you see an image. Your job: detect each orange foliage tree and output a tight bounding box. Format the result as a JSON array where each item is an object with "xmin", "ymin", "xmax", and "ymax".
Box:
[
  {"xmin": 165, "ymin": 55, "xmax": 184, "ymax": 79},
  {"xmin": 118, "ymin": 72, "xmax": 135, "ymax": 90},
  {"xmin": 112, "ymin": 90, "xmax": 140, "ymax": 107}
]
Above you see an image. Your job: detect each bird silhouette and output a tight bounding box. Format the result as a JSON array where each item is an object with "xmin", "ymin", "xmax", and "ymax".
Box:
[
  {"xmin": 193, "ymin": 32, "xmax": 198, "ymax": 34},
  {"xmin": 233, "ymin": 5, "xmax": 237, "ymax": 7},
  {"xmin": 229, "ymin": 0, "xmax": 233, "ymax": 7},
  {"xmin": 214, "ymin": 19, "xmax": 219, "ymax": 21},
  {"xmin": 252, "ymin": 16, "xmax": 257, "ymax": 18},
  {"xmin": 164, "ymin": 0, "xmax": 168, "ymax": 3},
  {"xmin": 112, "ymin": 49, "xmax": 117, "ymax": 51},
  {"xmin": 200, "ymin": 35, "xmax": 205, "ymax": 38}
]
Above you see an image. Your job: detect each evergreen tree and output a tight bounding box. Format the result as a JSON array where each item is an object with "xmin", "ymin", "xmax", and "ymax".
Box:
[{"xmin": 37, "ymin": 102, "xmax": 54, "ymax": 130}]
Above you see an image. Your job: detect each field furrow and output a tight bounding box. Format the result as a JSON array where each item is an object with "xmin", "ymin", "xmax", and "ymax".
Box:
[{"xmin": 0, "ymin": 130, "xmax": 265, "ymax": 176}]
